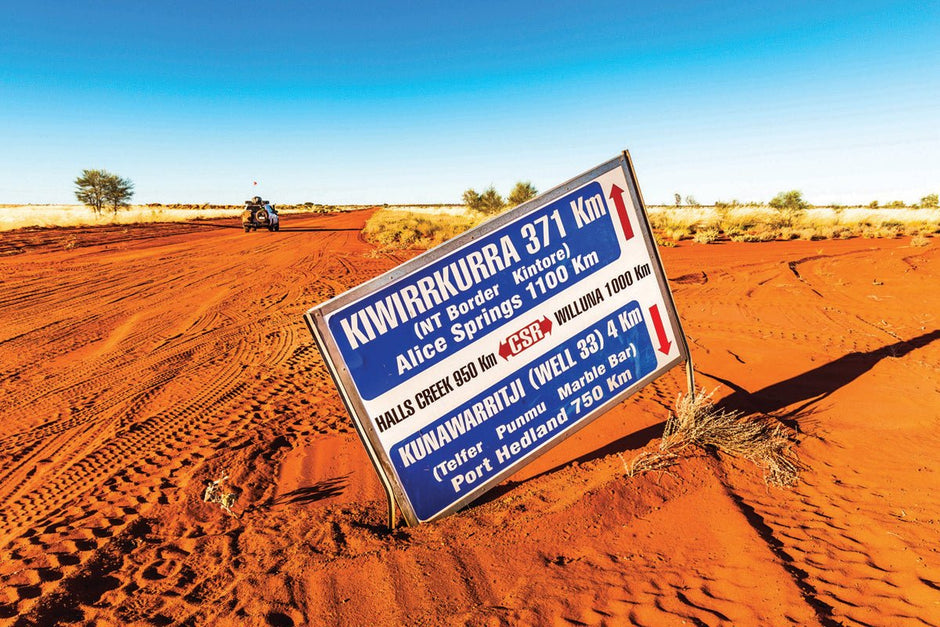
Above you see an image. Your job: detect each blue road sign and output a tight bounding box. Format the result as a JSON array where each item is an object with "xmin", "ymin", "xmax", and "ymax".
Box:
[{"xmin": 306, "ymin": 152, "xmax": 690, "ymax": 525}]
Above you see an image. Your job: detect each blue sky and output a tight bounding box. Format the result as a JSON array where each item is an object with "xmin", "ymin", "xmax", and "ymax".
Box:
[{"xmin": 1, "ymin": 1, "xmax": 937, "ymax": 205}]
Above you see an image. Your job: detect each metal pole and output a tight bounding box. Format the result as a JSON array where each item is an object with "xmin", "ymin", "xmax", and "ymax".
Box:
[
  {"xmin": 686, "ymin": 358, "xmax": 696, "ymax": 401},
  {"xmin": 388, "ymin": 491, "xmax": 397, "ymax": 530}
]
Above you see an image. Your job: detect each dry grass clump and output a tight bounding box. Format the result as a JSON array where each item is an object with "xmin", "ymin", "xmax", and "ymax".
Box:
[
  {"xmin": 654, "ymin": 234, "xmax": 678, "ymax": 248},
  {"xmin": 620, "ymin": 450, "xmax": 679, "ymax": 478},
  {"xmin": 203, "ymin": 472, "xmax": 240, "ymax": 518},
  {"xmin": 648, "ymin": 208, "xmax": 702, "ymax": 243},
  {"xmin": 363, "ymin": 208, "xmax": 482, "ymax": 251},
  {"xmin": 625, "ymin": 389, "xmax": 802, "ymax": 486},
  {"xmin": 692, "ymin": 227, "xmax": 720, "ymax": 244},
  {"xmin": 663, "ymin": 389, "xmax": 802, "ymax": 486}
]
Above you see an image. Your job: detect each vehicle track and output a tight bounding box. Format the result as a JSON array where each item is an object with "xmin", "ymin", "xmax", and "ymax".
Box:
[
  {"xmin": 0, "ymin": 211, "xmax": 379, "ymax": 619},
  {"xmin": 3, "ymin": 220, "xmax": 936, "ymax": 625}
]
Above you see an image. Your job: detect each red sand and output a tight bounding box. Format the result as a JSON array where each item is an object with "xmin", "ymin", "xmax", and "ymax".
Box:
[{"xmin": 1, "ymin": 211, "xmax": 938, "ymax": 626}]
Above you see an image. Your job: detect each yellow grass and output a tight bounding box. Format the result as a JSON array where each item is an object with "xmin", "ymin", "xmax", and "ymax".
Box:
[
  {"xmin": 364, "ymin": 203, "xmax": 939, "ymax": 252},
  {"xmin": 0, "ymin": 203, "xmax": 350, "ymax": 232},
  {"xmin": 0, "ymin": 205, "xmax": 228, "ymax": 231},
  {"xmin": 7, "ymin": 202, "xmax": 935, "ymax": 245},
  {"xmin": 647, "ymin": 205, "xmax": 940, "ymax": 243},
  {"xmin": 362, "ymin": 207, "xmax": 485, "ymax": 252}
]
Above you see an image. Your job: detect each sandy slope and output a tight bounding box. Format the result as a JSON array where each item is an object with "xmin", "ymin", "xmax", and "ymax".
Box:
[{"xmin": 0, "ymin": 212, "xmax": 938, "ymax": 626}]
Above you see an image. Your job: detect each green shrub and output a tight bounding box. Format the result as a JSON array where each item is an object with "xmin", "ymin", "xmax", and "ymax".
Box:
[
  {"xmin": 462, "ymin": 188, "xmax": 482, "ymax": 211},
  {"xmin": 769, "ymin": 190, "xmax": 809, "ymax": 226},
  {"xmin": 478, "ymin": 187, "xmax": 505, "ymax": 215},
  {"xmin": 508, "ymin": 181, "xmax": 537, "ymax": 206},
  {"xmin": 464, "ymin": 182, "xmax": 535, "ymax": 214}
]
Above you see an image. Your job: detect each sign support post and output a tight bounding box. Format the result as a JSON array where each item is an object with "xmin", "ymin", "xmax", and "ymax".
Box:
[
  {"xmin": 306, "ymin": 151, "xmax": 693, "ymax": 526},
  {"xmin": 305, "ymin": 315, "xmax": 402, "ymax": 528},
  {"xmin": 620, "ymin": 150, "xmax": 696, "ymax": 403}
]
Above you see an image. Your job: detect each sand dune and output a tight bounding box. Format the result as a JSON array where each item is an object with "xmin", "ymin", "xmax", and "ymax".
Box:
[{"xmin": 1, "ymin": 211, "xmax": 938, "ymax": 625}]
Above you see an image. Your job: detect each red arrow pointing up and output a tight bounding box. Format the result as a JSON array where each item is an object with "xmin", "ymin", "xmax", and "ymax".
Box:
[
  {"xmin": 609, "ymin": 184, "xmax": 634, "ymax": 241},
  {"xmin": 648, "ymin": 304, "xmax": 672, "ymax": 355}
]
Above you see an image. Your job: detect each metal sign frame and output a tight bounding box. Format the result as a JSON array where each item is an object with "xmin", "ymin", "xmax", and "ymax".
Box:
[{"xmin": 305, "ymin": 151, "xmax": 692, "ymax": 526}]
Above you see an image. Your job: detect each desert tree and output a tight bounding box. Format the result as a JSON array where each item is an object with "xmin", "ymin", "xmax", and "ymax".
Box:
[
  {"xmin": 75, "ymin": 169, "xmax": 134, "ymax": 216},
  {"xmin": 507, "ymin": 181, "xmax": 537, "ymax": 207},
  {"xmin": 462, "ymin": 188, "xmax": 483, "ymax": 211},
  {"xmin": 674, "ymin": 193, "xmax": 682, "ymax": 207},
  {"xmin": 769, "ymin": 190, "xmax": 810, "ymax": 226},
  {"xmin": 74, "ymin": 169, "xmax": 110, "ymax": 216},
  {"xmin": 478, "ymin": 186, "xmax": 505, "ymax": 215},
  {"xmin": 105, "ymin": 174, "xmax": 134, "ymax": 214},
  {"xmin": 463, "ymin": 186, "xmax": 505, "ymax": 215},
  {"xmin": 920, "ymin": 193, "xmax": 938, "ymax": 209}
]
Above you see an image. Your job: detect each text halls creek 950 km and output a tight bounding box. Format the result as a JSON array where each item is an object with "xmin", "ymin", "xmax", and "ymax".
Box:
[{"xmin": 306, "ymin": 154, "xmax": 688, "ymax": 524}]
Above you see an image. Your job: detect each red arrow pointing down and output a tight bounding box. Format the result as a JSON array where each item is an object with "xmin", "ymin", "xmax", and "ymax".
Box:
[
  {"xmin": 609, "ymin": 184, "xmax": 634, "ymax": 241},
  {"xmin": 648, "ymin": 304, "xmax": 672, "ymax": 355}
]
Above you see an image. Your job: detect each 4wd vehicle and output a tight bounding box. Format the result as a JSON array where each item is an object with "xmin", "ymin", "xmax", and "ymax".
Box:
[{"xmin": 242, "ymin": 197, "xmax": 280, "ymax": 232}]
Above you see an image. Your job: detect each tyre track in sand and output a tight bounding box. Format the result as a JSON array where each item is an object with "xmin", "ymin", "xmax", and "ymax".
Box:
[
  {"xmin": 4, "ymin": 221, "xmax": 938, "ymax": 625},
  {"xmin": 0, "ymin": 211, "xmax": 378, "ymax": 621},
  {"xmin": 670, "ymin": 240, "xmax": 940, "ymax": 626}
]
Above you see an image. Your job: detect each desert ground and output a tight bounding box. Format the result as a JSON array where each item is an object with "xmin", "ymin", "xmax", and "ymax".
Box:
[{"xmin": 1, "ymin": 210, "xmax": 938, "ymax": 626}]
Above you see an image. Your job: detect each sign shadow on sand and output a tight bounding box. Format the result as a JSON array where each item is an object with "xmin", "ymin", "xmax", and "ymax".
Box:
[
  {"xmin": 711, "ymin": 329, "xmax": 940, "ymax": 421},
  {"xmin": 268, "ymin": 475, "xmax": 349, "ymax": 508}
]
